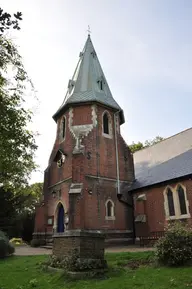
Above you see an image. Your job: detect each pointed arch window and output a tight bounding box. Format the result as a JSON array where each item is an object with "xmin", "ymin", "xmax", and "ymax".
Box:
[
  {"xmin": 105, "ymin": 199, "xmax": 115, "ymax": 220},
  {"xmin": 163, "ymin": 184, "xmax": 190, "ymax": 220},
  {"xmin": 167, "ymin": 188, "xmax": 175, "ymax": 217},
  {"xmin": 62, "ymin": 117, "xmax": 66, "ymax": 139},
  {"xmin": 103, "ymin": 113, "xmax": 109, "ymax": 134},
  {"xmin": 59, "ymin": 116, "xmax": 66, "ymax": 142},
  {"xmin": 107, "ymin": 201, "xmax": 113, "ymax": 217},
  {"xmin": 177, "ymin": 185, "xmax": 187, "ymax": 215}
]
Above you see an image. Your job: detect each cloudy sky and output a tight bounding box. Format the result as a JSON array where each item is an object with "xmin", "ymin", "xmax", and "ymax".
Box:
[{"xmin": 1, "ymin": 0, "xmax": 192, "ymax": 183}]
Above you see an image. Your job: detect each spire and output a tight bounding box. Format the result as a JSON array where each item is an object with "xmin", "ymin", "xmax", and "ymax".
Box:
[{"xmin": 53, "ymin": 35, "xmax": 124, "ymax": 124}]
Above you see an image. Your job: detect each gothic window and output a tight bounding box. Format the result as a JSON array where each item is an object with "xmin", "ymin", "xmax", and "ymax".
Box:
[
  {"xmin": 177, "ymin": 185, "xmax": 187, "ymax": 215},
  {"xmin": 62, "ymin": 117, "xmax": 66, "ymax": 139},
  {"xmin": 167, "ymin": 188, "xmax": 175, "ymax": 217},
  {"xmin": 103, "ymin": 113, "xmax": 109, "ymax": 134},
  {"xmin": 164, "ymin": 185, "xmax": 190, "ymax": 220},
  {"xmin": 107, "ymin": 201, "xmax": 112, "ymax": 217},
  {"xmin": 105, "ymin": 199, "xmax": 115, "ymax": 220}
]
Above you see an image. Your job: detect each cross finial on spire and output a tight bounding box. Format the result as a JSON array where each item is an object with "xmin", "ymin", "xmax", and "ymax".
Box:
[{"xmin": 87, "ymin": 25, "xmax": 91, "ymax": 36}]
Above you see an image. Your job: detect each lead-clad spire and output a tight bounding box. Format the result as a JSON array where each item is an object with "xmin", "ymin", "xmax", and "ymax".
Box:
[{"xmin": 53, "ymin": 35, "xmax": 124, "ymax": 124}]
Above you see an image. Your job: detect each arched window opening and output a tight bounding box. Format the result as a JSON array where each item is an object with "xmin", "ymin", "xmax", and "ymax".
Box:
[
  {"xmin": 62, "ymin": 117, "xmax": 66, "ymax": 139},
  {"xmin": 177, "ymin": 185, "xmax": 187, "ymax": 215},
  {"xmin": 103, "ymin": 113, "xmax": 109, "ymax": 134},
  {"xmin": 167, "ymin": 188, "xmax": 175, "ymax": 216},
  {"xmin": 107, "ymin": 201, "xmax": 113, "ymax": 217}
]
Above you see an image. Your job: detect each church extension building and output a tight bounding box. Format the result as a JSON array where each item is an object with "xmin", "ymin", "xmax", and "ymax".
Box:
[
  {"xmin": 34, "ymin": 34, "xmax": 192, "ymax": 245},
  {"xmin": 132, "ymin": 128, "xmax": 192, "ymax": 239},
  {"xmin": 33, "ymin": 34, "xmax": 135, "ymax": 245}
]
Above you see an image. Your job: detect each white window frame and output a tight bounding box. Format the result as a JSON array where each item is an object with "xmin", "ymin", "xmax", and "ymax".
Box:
[
  {"xmin": 105, "ymin": 199, "xmax": 115, "ymax": 220},
  {"xmin": 163, "ymin": 184, "xmax": 190, "ymax": 220}
]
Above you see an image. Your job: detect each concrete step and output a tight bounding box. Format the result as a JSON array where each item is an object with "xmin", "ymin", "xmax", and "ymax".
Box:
[{"xmin": 41, "ymin": 245, "xmax": 53, "ymax": 249}]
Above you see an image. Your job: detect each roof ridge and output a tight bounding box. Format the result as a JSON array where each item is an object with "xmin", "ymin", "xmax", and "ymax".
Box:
[{"xmin": 133, "ymin": 127, "xmax": 192, "ymax": 154}]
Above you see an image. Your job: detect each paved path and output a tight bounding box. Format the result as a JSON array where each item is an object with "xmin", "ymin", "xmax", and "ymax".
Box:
[{"xmin": 15, "ymin": 245, "xmax": 153, "ymax": 256}]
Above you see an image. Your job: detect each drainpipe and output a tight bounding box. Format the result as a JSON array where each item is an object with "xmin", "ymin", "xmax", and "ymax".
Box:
[{"xmin": 114, "ymin": 110, "xmax": 121, "ymax": 195}]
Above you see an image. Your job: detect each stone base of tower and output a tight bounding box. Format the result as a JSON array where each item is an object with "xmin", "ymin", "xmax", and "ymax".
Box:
[{"xmin": 52, "ymin": 230, "xmax": 107, "ymax": 270}]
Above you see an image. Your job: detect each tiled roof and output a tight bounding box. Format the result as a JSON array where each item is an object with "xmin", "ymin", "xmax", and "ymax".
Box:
[
  {"xmin": 131, "ymin": 128, "xmax": 192, "ymax": 190},
  {"xmin": 53, "ymin": 35, "xmax": 123, "ymax": 122},
  {"xmin": 64, "ymin": 90, "xmax": 121, "ymax": 110}
]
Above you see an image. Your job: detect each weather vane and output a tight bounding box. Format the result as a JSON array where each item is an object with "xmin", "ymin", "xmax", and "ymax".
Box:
[{"xmin": 87, "ymin": 25, "xmax": 91, "ymax": 35}]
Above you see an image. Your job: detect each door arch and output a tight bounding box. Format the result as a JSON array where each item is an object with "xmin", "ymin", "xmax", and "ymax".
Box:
[{"xmin": 57, "ymin": 202, "xmax": 65, "ymax": 233}]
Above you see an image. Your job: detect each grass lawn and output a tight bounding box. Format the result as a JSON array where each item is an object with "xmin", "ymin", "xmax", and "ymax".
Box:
[{"xmin": 1, "ymin": 251, "xmax": 192, "ymax": 289}]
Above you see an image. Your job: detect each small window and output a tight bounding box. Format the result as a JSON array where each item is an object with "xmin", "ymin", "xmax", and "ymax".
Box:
[
  {"xmin": 62, "ymin": 117, "xmax": 66, "ymax": 139},
  {"xmin": 97, "ymin": 80, "xmax": 103, "ymax": 91},
  {"xmin": 167, "ymin": 188, "xmax": 175, "ymax": 216},
  {"xmin": 103, "ymin": 113, "xmax": 109, "ymax": 134},
  {"xmin": 177, "ymin": 185, "xmax": 187, "ymax": 215},
  {"xmin": 47, "ymin": 217, "xmax": 53, "ymax": 225},
  {"xmin": 107, "ymin": 201, "xmax": 113, "ymax": 217},
  {"xmin": 105, "ymin": 199, "xmax": 115, "ymax": 220}
]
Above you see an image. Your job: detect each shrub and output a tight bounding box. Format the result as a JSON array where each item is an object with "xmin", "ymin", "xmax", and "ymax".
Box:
[
  {"xmin": 0, "ymin": 230, "xmax": 15, "ymax": 258},
  {"xmin": 10, "ymin": 238, "xmax": 26, "ymax": 246},
  {"xmin": 155, "ymin": 221, "xmax": 192, "ymax": 266},
  {"xmin": 45, "ymin": 249, "xmax": 107, "ymax": 272},
  {"xmin": 0, "ymin": 230, "xmax": 8, "ymax": 241},
  {"xmin": 8, "ymin": 242, "xmax": 15, "ymax": 255},
  {"xmin": 30, "ymin": 239, "xmax": 46, "ymax": 247}
]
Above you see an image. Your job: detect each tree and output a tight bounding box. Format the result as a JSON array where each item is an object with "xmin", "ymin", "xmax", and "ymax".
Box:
[
  {"xmin": 129, "ymin": 136, "xmax": 164, "ymax": 153},
  {"xmin": 0, "ymin": 8, "xmax": 37, "ymax": 189},
  {"xmin": 0, "ymin": 182, "xmax": 43, "ymax": 241},
  {"xmin": 144, "ymin": 136, "xmax": 164, "ymax": 147}
]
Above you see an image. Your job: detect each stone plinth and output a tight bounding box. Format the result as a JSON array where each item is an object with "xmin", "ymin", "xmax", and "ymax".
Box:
[{"xmin": 53, "ymin": 230, "xmax": 105, "ymax": 261}]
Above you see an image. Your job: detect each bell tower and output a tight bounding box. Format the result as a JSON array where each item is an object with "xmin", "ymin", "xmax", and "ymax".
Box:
[{"xmin": 34, "ymin": 34, "xmax": 135, "ymax": 246}]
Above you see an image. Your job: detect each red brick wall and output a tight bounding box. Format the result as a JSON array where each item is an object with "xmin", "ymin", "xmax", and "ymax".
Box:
[
  {"xmin": 133, "ymin": 178, "xmax": 192, "ymax": 237},
  {"xmin": 34, "ymin": 205, "xmax": 45, "ymax": 231},
  {"xmin": 35, "ymin": 103, "xmax": 134, "ymax": 234}
]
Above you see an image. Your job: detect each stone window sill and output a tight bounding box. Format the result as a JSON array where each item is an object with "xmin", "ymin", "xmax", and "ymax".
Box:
[
  {"xmin": 105, "ymin": 216, "xmax": 116, "ymax": 221},
  {"xmin": 59, "ymin": 138, "xmax": 65, "ymax": 143},
  {"xmin": 166, "ymin": 214, "xmax": 191, "ymax": 220},
  {"xmin": 102, "ymin": 132, "xmax": 113, "ymax": 139}
]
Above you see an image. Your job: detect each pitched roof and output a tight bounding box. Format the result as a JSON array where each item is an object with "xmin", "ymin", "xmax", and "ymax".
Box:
[
  {"xmin": 53, "ymin": 35, "xmax": 124, "ymax": 123},
  {"xmin": 131, "ymin": 128, "xmax": 192, "ymax": 190}
]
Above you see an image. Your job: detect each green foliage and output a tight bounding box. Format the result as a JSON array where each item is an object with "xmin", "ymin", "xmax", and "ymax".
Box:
[
  {"xmin": 129, "ymin": 141, "xmax": 144, "ymax": 153},
  {"xmin": 2, "ymin": 253, "xmax": 192, "ymax": 289},
  {"xmin": 7, "ymin": 242, "xmax": 15, "ymax": 254},
  {"xmin": 129, "ymin": 136, "xmax": 164, "ymax": 153},
  {"xmin": 10, "ymin": 238, "xmax": 26, "ymax": 246},
  {"xmin": 0, "ymin": 183, "xmax": 42, "ymax": 241},
  {"xmin": 45, "ymin": 249, "xmax": 107, "ymax": 272},
  {"xmin": 144, "ymin": 136, "xmax": 164, "ymax": 147},
  {"xmin": 30, "ymin": 239, "xmax": 46, "ymax": 247},
  {"xmin": 0, "ymin": 8, "xmax": 22, "ymax": 34},
  {"xmin": 20, "ymin": 182, "xmax": 43, "ymax": 212},
  {"xmin": 29, "ymin": 278, "xmax": 38, "ymax": 288},
  {"xmin": 0, "ymin": 7, "xmax": 37, "ymax": 190},
  {"xmin": 155, "ymin": 221, "xmax": 192, "ymax": 266},
  {"xmin": 0, "ymin": 230, "xmax": 15, "ymax": 258}
]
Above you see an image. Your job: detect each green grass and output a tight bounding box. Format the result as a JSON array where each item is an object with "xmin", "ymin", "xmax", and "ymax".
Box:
[{"xmin": 1, "ymin": 252, "xmax": 192, "ymax": 289}]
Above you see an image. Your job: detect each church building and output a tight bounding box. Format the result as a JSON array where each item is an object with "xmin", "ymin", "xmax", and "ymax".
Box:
[
  {"xmin": 34, "ymin": 34, "xmax": 135, "ymax": 245},
  {"xmin": 34, "ymin": 34, "xmax": 192, "ymax": 246}
]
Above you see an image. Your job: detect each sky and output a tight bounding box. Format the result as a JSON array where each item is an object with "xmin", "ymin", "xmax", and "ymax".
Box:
[{"xmin": 1, "ymin": 0, "xmax": 192, "ymax": 183}]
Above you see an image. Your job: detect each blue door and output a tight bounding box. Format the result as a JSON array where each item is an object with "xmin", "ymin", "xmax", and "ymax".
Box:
[{"xmin": 57, "ymin": 204, "xmax": 64, "ymax": 233}]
